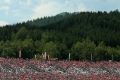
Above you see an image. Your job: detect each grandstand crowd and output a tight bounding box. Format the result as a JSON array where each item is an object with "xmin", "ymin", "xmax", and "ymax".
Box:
[{"xmin": 0, "ymin": 58, "xmax": 120, "ymax": 80}]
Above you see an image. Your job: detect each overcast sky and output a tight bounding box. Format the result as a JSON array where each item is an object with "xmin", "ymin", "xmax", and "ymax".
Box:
[{"xmin": 0, "ymin": 0, "xmax": 120, "ymax": 26}]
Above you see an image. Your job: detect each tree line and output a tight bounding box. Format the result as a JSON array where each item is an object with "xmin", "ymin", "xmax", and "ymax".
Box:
[{"xmin": 0, "ymin": 10, "xmax": 120, "ymax": 60}]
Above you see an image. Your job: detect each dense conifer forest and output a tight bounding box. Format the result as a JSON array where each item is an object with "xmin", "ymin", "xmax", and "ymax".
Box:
[{"xmin": 0, "ymin": 10, "xmax": 120, "ymax": 61}]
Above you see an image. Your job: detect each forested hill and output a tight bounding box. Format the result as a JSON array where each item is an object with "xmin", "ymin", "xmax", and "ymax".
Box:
[{"xmin": 0, "ymin": 10, "xmax": 120, "ymax": 60}]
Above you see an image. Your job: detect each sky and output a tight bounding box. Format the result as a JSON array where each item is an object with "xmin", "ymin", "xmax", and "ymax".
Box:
[{"xmin": 0, "ymin": 0, "xmax": 120, "ymax": 26}]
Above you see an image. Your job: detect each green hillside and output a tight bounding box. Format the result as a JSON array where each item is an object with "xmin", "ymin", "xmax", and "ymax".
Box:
[{"xmin": 0, "ymin": 10, "xmax": 120, "ymax": 60}]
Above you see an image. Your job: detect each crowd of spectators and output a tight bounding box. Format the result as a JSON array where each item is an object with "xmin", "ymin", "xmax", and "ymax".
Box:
[{"xmin": 0, "ymin": 58, "xmax": 120, "ymax": 80}]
